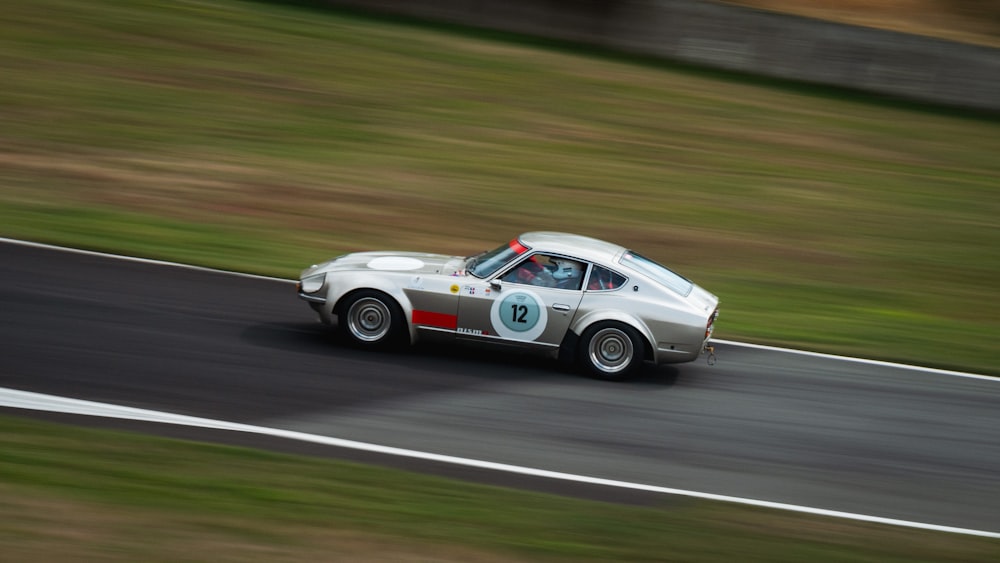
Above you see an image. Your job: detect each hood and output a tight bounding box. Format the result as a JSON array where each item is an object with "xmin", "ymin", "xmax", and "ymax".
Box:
[{"xmin": 301, "ymin": 251, "xmax": 466, "ymax": 278}]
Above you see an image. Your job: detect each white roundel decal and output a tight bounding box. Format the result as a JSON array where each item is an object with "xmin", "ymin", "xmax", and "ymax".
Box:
[
  {"xmin": 489, "ymin": 289, "xmax": 548, "ymax": 341},
  {"xmin": 367, "ymin": 256, "xmax": 424, "ymax": 271}
]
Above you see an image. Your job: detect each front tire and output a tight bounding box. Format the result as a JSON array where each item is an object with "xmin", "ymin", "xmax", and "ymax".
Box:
[
  {"xmin": 578, "ymin": 322, "xmax": 645, "ymax": 381},
  {"xmin": 338, "ymin": 290, "xmax": 406, "ymax": 349}
]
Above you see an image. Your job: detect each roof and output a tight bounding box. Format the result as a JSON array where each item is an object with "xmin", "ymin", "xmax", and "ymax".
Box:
[{"xmin": 518, "ymin": 232, "xmax": 626, "ymax": 265}]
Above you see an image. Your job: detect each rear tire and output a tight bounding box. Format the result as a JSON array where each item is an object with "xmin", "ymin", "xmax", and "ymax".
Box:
[
  {"xmin": 578, "ymin": 322, "xmax": 645, "ymax": 381},
  {"xmin": 338, "ymin": 290, "xmax": 406, "ymax": 349}
]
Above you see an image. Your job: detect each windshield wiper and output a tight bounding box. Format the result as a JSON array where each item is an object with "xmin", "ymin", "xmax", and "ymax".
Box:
[{"xmin": 464, "ymin": 250, "xmax": 487, "ymax": 272}]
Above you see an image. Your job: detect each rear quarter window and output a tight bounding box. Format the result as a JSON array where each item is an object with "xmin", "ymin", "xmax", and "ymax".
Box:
[
  {"xmin": 587, "ymin": 265, "xmax": 627, "ymax": 291},
  {"xmin": 620, "ymin": 252, "xmax": 693, "ymax": 296}
]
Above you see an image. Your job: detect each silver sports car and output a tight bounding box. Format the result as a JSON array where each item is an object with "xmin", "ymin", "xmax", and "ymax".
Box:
[{"xmin": 297, "ymin": 232, "xmax": 719, "ymax": 380}]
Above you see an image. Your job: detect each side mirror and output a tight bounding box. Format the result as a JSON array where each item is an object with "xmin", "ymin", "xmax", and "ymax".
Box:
[{"xmin": 490, "ymin": 279, "xmax": 502, "ymax": 291}]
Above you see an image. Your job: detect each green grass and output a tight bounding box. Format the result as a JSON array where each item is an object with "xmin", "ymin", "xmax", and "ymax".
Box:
[
  {"xmin": 1, "ymin": 2, "xmax": 998, "ymax": 557},
  {"xmin": 3, "ymin": 0, "xmax": 997, "ymax": 374},
  {"xmin": 1, "ymin": 414, "xmax": 998, "ymax": 562}
]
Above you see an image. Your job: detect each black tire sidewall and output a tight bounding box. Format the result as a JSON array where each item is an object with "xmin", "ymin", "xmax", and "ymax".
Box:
[{"xmin": 578, "ymin": 321, "xmax": 645, "ymax": 381}]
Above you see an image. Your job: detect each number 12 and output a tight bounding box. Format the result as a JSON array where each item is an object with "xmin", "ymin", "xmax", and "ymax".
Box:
[{"xmin": 511, "ymin": 304, "xmax": 528, "ymax": 323}]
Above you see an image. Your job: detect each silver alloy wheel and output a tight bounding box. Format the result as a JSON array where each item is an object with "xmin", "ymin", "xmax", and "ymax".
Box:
[
  {"xmin": 347, "ymin": 297, "xmax": 391, "ymax": 342},
  {"xmin": 587, "ymin": 326, "xmax": 634, "ymax": 374}
]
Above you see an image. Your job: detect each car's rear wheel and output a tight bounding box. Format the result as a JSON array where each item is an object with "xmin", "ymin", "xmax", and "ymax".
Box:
[
  {"xmin": 339, "ymin": 290, "xmax": 406, "ymax": 348},
  {"xmin": 578, "ymin": 322, "xmax": 645, "ymax": 380}
]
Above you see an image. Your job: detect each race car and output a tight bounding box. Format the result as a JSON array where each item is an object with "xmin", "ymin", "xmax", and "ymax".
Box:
[{"xmin": 297, "ymin": 232, "xmax": 719, "ymax": 380}]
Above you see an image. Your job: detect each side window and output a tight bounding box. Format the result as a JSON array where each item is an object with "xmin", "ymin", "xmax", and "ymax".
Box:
[
  {"xmin": 502, "ymin": 254, "xmax": 586, "ymax": 291},
  {"xmin": 587, "ymin": 265, "xmax": 626, "ymax": 291}
]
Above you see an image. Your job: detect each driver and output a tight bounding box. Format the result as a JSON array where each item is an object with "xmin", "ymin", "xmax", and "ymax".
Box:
[
  {"xmin": 510, "ymin": 255, "xmax": 549, "ymax": 285},
  {"xmin": 506, "ymin": 256, "xmax": 583, "ymax": 289},
  {"xmin": 550, "ymin": 258, "xmax": 583, "ymax": 289}
]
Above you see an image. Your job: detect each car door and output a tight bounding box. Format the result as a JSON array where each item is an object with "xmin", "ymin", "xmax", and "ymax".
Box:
[{"xmin": 456, "ymin": 254, "xmax": 586, "ymax": 349}]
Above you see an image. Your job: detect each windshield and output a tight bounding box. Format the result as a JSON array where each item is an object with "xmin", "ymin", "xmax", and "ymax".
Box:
[
  {"xmin": 467, "ymin": 238, "xmax": 529, "ymax": 278},
  {"xmin": 620, "ymin": 251, "xmax": 693, "ymax": 296}
]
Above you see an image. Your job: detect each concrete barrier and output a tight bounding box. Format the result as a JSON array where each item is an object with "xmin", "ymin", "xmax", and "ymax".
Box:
[{"xmin": 325, "ymin": 0, "xmax": 1000, "ymax": 112}]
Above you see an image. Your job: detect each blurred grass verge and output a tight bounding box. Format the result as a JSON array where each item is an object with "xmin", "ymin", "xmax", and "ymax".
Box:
[
  {"xmin": 1, "ymin": 414, "xmax": 998, "ymax": 562},
  {"xmin": 0, "ymin": 0, "xmax": 997, "ymax": 374}
]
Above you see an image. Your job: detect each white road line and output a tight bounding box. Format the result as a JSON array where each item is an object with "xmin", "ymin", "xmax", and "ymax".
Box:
[
  {"xmin": 712, "ymin": 339, "xmax": 995, "ymax": 382},
  {"xmin": 1, "ymin": 387, "xmax": 997, "ymax": 539},
  {"xmin": 2, "ymin": 236, "xmax": 993, "ymax": 381},
  {"xmin": 0, "ymin": 237, "xmax": 289, "ymax": 283}
]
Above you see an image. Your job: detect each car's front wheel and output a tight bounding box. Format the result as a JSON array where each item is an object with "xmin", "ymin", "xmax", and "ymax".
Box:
[
  {"xmin": 338, "ymin": 290, "xmax": 406, "ymax": 348},
  {"xmin": 578, "ymin": 322, "xmax": 645, "ymax": 380}
]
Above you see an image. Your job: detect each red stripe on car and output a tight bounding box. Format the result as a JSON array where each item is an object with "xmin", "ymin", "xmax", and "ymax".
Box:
[
  {"xmin": 509, "ymin": 238, "xmax": 529, "ymax": 254},
  {"xmin": 412, "ymin": 310, "xmax": 458, "ymax": 329}
]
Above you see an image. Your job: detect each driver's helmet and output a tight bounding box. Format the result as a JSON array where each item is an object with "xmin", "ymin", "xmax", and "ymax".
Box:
[{"xmin": 551, "ymin": 258, "xmax": 582, "ymax": 280}]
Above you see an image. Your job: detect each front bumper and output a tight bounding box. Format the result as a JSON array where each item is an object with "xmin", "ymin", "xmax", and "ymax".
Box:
[
  {"xmin": 296, "ymin": 281, "xmax": 327, "ymax": 314},
  {"xmin": 296, "ymin": 279, "xmax": 327, "ymax": 301}
]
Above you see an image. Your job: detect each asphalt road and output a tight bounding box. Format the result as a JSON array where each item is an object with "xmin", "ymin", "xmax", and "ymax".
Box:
[{"xmin": 2, "ymin": 240, "xmax": 998, "ymax": 532}]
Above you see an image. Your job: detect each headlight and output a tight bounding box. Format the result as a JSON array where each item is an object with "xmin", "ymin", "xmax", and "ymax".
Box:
[{"xmin": 299, "ymin": 273, "xmax": 326, "ymax": 294}]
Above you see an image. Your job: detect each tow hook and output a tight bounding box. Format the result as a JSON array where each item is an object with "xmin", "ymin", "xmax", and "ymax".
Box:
[{"xmin": 704, "ymin": 344, "xmax": 716, "ymax": 366}]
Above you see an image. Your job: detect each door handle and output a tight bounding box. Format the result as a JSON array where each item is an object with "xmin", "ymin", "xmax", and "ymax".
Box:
[{"xmin": 552, "ymin": 303, "xmax": 571, "ymax": 311}]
